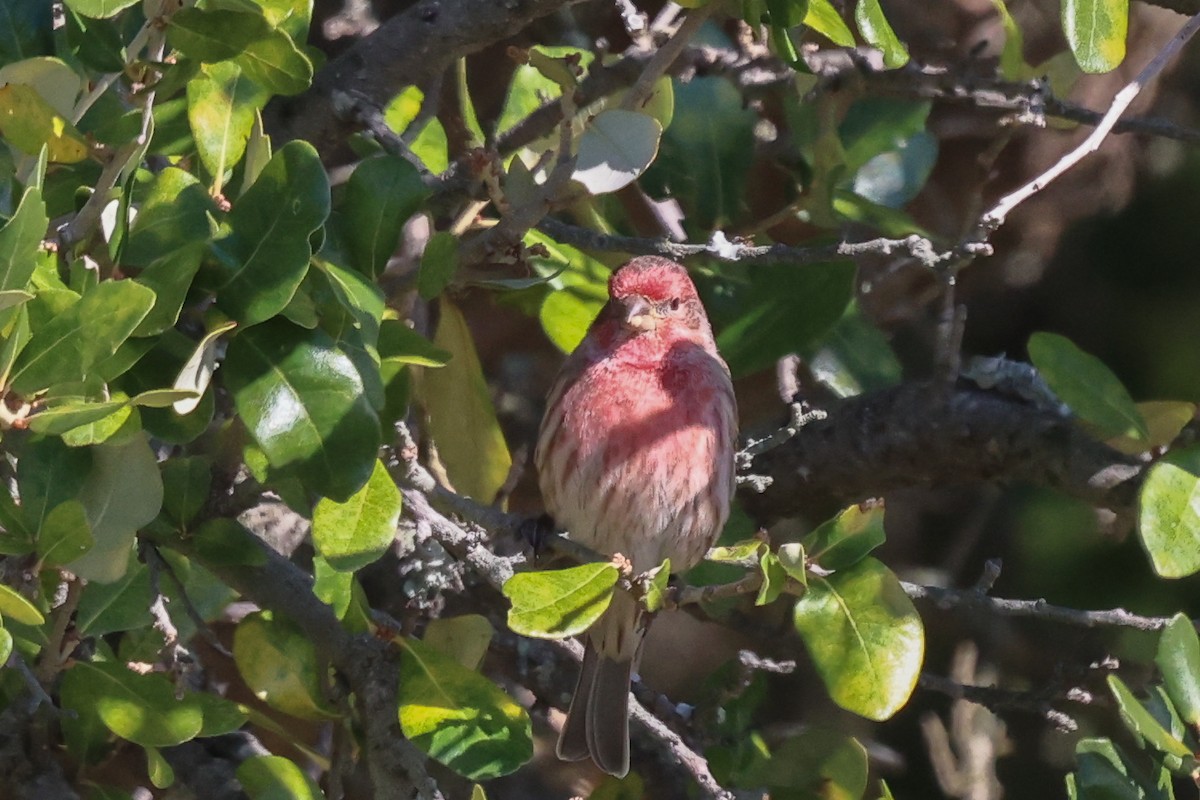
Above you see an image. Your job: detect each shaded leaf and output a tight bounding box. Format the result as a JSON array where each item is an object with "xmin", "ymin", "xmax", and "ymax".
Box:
[
  {"xmin": 161, "ymin": 456, "xmax": 212, "ymax": 528},
  {"xmin": 1156, "ymin": 613, "xmax": 1200, "ymax": 727},
  {"xmin": 173, "ymin": 320, "xmax": 237, "ymax": 415},
  {"xmin": 503, "ymin": 563, "xmax": 619, "ymax": 639},
  {"xmin": 418, "ymin": 231, "xmax": 459, "ymax": 300},
  {"xmin": 167, "ymin": 8, "xmax": 271, "ymax": 62},
  {"xmin": 423, "ymin": 301, "xmax": 511, "ymax": 501},
  {"xmin": 36, "ymin": 499, "xmax": 92, "ymax": 566},
  {"xmin": 237, "ymin": 755, "xmax": 324, "ymax": 800},
  {"xmin": 0, "ymin": 83, "xmax": 89, "ymax": 161},
  {"xmin": 1028, "ymin": 332, "xmax": 1147, "ymax": 440},
  {"xmin": 205, "ymin": 140, "xmax": 329, "ymax": 325},
  {"xmin": 233, "ymin": 611, "xmax": 337, "ymax": 720},
  {"xmin": 572, "ymin": 109, "xmax": 662, "ymax": 195},
  {"xmin": 0, "ymin": 184, "xmax": 46, "ymax": 293},
  {"xmin": 187, "ymin": 61, "xmax": 268, "ymax": 191},
  {"xmin": 424, "ymin": 614, "xmax": 494, "ymax": 671},
  {"xmin": 341, "ymin": 154, "xmax": 428, "ymax": 278},
  {"xmin": 234, "ymin": 28, "xmax": 313, "ymax": 96},
  {"xmin": 1107, "ymin": 674, "xmax": 1193, "ymax": 764},
  {"xmin": 70, "ymin": 436, "xmax": 163, "ymax": 583}
]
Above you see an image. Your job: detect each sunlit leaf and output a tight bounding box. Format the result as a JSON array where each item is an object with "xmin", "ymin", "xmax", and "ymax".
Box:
[
  {"xmin": 0, "ymin": 83, "xmax": 89, "ymax": 162},
  {"xmin": 792, "ymin": 557, "xmax": 923, "ymax": 720},
  {"xmin": 237, "ymin": 755, "xmax": 324, "ymax": 800},
  {"xmin": 503, "ymin": 563, "xmax": 619, "ymax": 639},
  {"xmin": 187, "ymin": 61, "xmax": 269, "ymax": 192},
  {"xmin": 0, "ymin": 581, "xmax": 44, "ymax": 625},
  {"xmin": 804, "ymin": 502, "xmax": 886, "ymax": 571},
  {"xmin": 398, "ymin": 636, "xmax": 533, "ymax": 780},
  {"xmin": 1063, "ymin": 0, "xmax": 1128, "ymax": 73},
  {"xmin": 1107, "ymin": 674, "xmax": 1193, "ymax": 765},
  {"xmin": 854, "ymin": 0, "xmax": 909, "ymax": 68},
  {"xmin": 572, "ymin": 109, "xmax": 662, "ymax": 195},
  {"xmin": 312, "ymin": 459, "xmax": 401, "ymax": 571},
  {"xmin": 1157, "ymin": 612, "xmax": 1200, "ymax": 726},
  {"xmin": 1138, "ymin": 455, "xmax": 1200, "ymax": 579},
  {"xmin": 66, "ymin": 661, "xmax": 204, "ymax": 747}
]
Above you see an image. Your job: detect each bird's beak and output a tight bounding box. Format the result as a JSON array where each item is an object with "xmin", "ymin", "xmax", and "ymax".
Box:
[{"xmin": 620, "ymin": 295, "xmax": 658, "ymax": 333}]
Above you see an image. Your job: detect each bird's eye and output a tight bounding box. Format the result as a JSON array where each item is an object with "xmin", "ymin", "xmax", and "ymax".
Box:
[{"xmin": 668, "ymin": 297, "xmax": 681, "ymax": 311}]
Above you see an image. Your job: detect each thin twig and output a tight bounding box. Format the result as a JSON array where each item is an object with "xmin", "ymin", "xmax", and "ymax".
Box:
[
  {"xmin": 903, "ymin": 582, "xmax": 1172, "ymax": 631},
  {"xmin": 981, "ymin": 11, "xmax": 1200, "ymax": 231},
  {"xmin": 919, "ymin": 672, "xmax": 1079, "ymax": 732},
  {"xmin": 621, "ymin": 1, "xmax": 719, "ymax": 113}
]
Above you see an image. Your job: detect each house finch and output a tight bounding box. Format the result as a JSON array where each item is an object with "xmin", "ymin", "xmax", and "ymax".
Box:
[{"xmin": 535, "ymin": 256, "xmax": 737, "ymax": 777}]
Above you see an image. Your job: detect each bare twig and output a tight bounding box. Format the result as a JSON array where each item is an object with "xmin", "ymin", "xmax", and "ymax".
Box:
[
  {"xmin": 981, "ymin": 12, "xmax": 1200, "ymax": 232},
  {"xmin": 904, "ymin": 582, "xmax": 1171, "ymax": 632},
  {"xmin": 621, "ymin": 2, "xmax": 719, "ymax": 113}
]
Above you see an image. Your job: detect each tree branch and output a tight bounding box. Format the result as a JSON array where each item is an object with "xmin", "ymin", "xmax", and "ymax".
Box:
[
  {"xmin": 739, "ymin": 382, "xmax": 1144, "ymax": 525},
  {"xmin": 264, "ymin": 0, "xmax": 585, "ymax": 153}
]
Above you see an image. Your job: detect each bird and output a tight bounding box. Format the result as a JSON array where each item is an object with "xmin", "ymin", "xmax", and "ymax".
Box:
[{"xmin": 534, "ymin": 255, "xmax": 737, "ymax": 777}]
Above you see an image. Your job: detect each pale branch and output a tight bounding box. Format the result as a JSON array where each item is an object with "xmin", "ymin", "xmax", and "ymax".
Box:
[
  {"xmin": 144, "ymin": 528, "xmax": 444, "ymax": 800},
  {"xmin": 536, "ymin": 217, "xmax": 987, "ymax": 268},
  {"xmin": 981, "ymin": 11, "xmax": 1200, "ymax": 231},
  {"xmin": 739, "ymin": 382, "xmax": 1144, "ymax": 525},
  {"xmin": 263, "ymin": 0, "xmax": 585, "ymax": 153},
  {"xmin": 903, "ymin": 582, "xmax": 1172, "ymax": 632},
  {"xmin": 621, "ymin": 1, "xmax": 720, "ymax": 113}
]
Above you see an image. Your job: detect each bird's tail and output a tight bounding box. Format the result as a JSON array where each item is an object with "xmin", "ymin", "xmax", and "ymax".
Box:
[{"xmin": 556, "ymin": 589, "xmax": 642, "ymax": 777}]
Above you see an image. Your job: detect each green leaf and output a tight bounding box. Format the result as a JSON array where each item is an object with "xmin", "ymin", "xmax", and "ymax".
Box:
[
  {"xmin": 205, "ymin": 140, "xmax": 330, "ymax": 325},
  {"xmin": 423, "ymin": 300, "xmax": 512, "ymax": 501},
  {"xmin": 0, "ymin": 582, "xmax": 44, "ymax": 625},
  {"xmin": 502, "ymin": 563, "xmax": 619, "ymax": 638},
  {"xmin": 1063, "ymin": 0, "xmax": 1128, "ymax": 73},
  {"xmin": 743, "ymin": 728, "xmax": 868, "ymax": 797},
  {"xmin": 992, "ymin": 0, "xmax": 1028, "ymax": 80},
  {"xmin": 424, "ymin": 614, "xmax": 494, "ymax": 671},
  {"xmin": 572, "ymin": 109, "xmax": 663, "ymax": 195},
  {"xmin": 708, "ymin": 538, "xmax": 766, "ymax": 565},
  {"xmin": 341, "ymin": 154, "xmax": 428, "ymax": 278},
  {"xmin": 643, "ymin": 559, "xmax": 671, "ymax": 614},
  {"xmin": 804, "ymin": 502, "xmax": 886, "ymax": 571},
  {"xmin": 805, "ymin": 0, "xmax": 855, "ymax": 46},
  {"xmin": 495, "ymin": 46, "xmax": 594, "ymax": 138},
  {"xmin": 1071, "ymin": 738, "xmax": 1145, "ymax": 800},
  {"xmin": 792, "ymin": 557, "xmax": 923, "ymax": 720},
  {"xmin": 527, "ymin": 229, "xmax": 610, "ymax": 354},
  {"xmin": 187, "ymin": 61, "xmax": 269, "ymax": 191},
  {"xmin": 36, "ymin": 499, "xmax": 92, "ymax": 566},
  {"xmin": 167, "ymin": 8, "xmax": 272, "ymax": 63},
  {"xmin": 398, "ymin": 635, "xmax": 533, "ymax": 780},
  {"xmin": 0, "ymin": 303, "xmax": 31, "ymax": 387},
  {"xmin": 146, "ymin": 746, "xmax": 175, "ymax": 789},
  {"xmin": 237, "ymin": 755, "xmax": 324, "ymax": 800},
  {"xmin": 379, "ymin": 320, "xmax": 440, "ymax": 364},
  {"xmin": 190, "ymin": 518, "xmax": 267, "ymax": 567},
  {"xmin": 9, "ymin": 279, "xmax": 155, "ymax": 394},
  {"xmin": 161, "ymin": 457, "xmax": 212, "ymax": 528},
  {"xmin": 716, "ymin": 261, "xmax": 856, "ymax": 377},
  {"xmin": 1156, "ymin": 613, "xmax": 1200, "ymax": 727},
  {"xmin": 854, "ymin": 0, "xmax": 909, "ymax": 68},
  {"xmin": 234, "ymin": 28, "xmax": 313, "ymax": 96},
  {"xmin": 233, "ymin": 611, "xmax": 337, "ymax": 720},
  {"xmin": 68, "ymin": 661, "xmax": 204, "ymax": 747},
  {"xmin": 0, "ymin": 83, "xmax": 89, "ymax": 162},
  {"xmin": 172, "ymin": 320, "xmax": 237, "ymax": 415},
  {"xmin": 418, "ymin": 231, "xmax": 459, "ymax": 300},
  {"xmin": 1028, "ymin": 332, "xmax": 1147, "ymax": 440},
  {"xmin": 125, "ymin": 166, "xmax": 214, "ymax": 268},
  {"xmin": 312, "ymin": 555, "xmax": 353, "ymax": 618},
  {"xmin": 1138, "ymin": 459, "xmax": 1200, "ymax": 578},
  {"xmin": 1107, "ymin": 674, "xmax": 1193, "ymax": 765},
  {"xmin": 0, "ymin": 184, "xmax": 46, "ymax": 292},
  {"xmin": 63, "ymin": 0, "xmax": 139, "ymax": 18},
  {"xmin": 641, "ymin": 76, "xmax": 756, "ymax": 232},
  {"xmin": 312, "ymin": 459, "xmax": 401, "ymax": 571},
  {"xmin": 0, "ymin": 626, "xmax": 12, "ymax": 665},
  {"xmin": 1109, "ymin": 401, "xmax": 1195, "ymax": 456},
  {"xmin": 223, "ymin": 319, "xmax": 381, "ymax": 502},
  {"xmin": 18, "ymin": 434, "xmax": 91, "ymax": 536},
  {"xmin": 756, "ymin": 551, "xmax": 788, "ymax": 606},
  {"xmin": 70, "ymin": 436, "xmax": 164, "ymax": 583},
  {"xmin": 195, "ymin": 690, "xmax": 249, "ymax": 738},
  {"xmin": 0, "ymin": 1, "xmax": 53, "ymax": 68},
  {"xmin": 27, "ymin": 398, "xmax": 128, "ymax": 436}
]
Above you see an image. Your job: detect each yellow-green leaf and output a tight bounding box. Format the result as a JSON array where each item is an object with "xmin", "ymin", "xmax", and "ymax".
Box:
[
  {"xmin": 397, "ymin": 635, "xmax": 532, "ymax": 780},
  {"xmin": 422, "ymin": 301, "xmax": 511, "ymax": 502},
  {"xmin": 503, "ymin": 563, "xmax": 619, "ymax": 639},
  {"xmin": 1063, "ymin": 0, "xmax": 1128, "ymax": 73},
  {"xmin": 0, "ymin": 83, "xmax": 89, "ymax": 162},
  {"xmin": 792, "ymin": 557, "xmax": 924, "ymax": 720}
]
